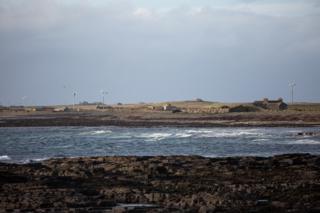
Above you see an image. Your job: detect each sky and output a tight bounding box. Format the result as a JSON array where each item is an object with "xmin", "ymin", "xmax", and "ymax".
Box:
[{"xmin": 0, "ymin": 0, "xmax": 320, "ymax": 105}]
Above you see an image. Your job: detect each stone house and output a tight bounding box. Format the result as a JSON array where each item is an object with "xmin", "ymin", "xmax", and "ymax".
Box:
[
  {"xmin": 253, "ymin": 98, "xmax": 288, "ymax": 110},
  {"xmin": 35, "ymin": 106, "xmax": 55, "ymax": 112},
  {"xmin": 163, "ymin": 104, "xmax": 180, "ymax": 112}
]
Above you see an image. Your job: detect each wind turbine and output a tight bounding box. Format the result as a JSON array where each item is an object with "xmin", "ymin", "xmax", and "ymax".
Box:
[
  {"xmin": 73, "ymin": 92, "xmax": 77, "ymax": 110},
  {"xmin": 289, "ymin": 82, "xmax": 296, "ymax": 104},
  {"xmin": 21, "ymin": 96, "xmax": 27, "ymax": 106},
  {"xmin": 101, "ymin": 90, "xmax": 108, "ymax": 105}
]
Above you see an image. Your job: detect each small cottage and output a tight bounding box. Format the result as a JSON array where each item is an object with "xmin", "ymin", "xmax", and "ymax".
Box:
[
  {"xmin": 163, "ymin": 104, "xmax": 181, "ymax": 113},
  {"xmin": 253, "ymin": 98, "xmax": 288, "ymax": 110},
  {"xmin": 53, "ymin": 107, "xmax": 68, "ymax": 112},
  {"xmin": 96, "ymin": 105, "xmax": 112, "ymax": 110},
  {"xmin": 163, "ymin": 104, "xmax": 177, "ymax": 111},
  {"xmin": 35, "ymin": 106, "xmax": 55, "ymax": 112}
]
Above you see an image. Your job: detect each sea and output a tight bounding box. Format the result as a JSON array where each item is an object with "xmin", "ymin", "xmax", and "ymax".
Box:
[{"xmin": 0, "ymin": 126, "xmax": 320, "ymax": 163}]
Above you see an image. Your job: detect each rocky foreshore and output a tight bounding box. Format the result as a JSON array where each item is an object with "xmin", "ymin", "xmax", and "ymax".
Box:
[
  {"xmin": 1, "ymin": 110, "xmax": 320, "ymax": 128},
  {"xmin": 1, "ymin": 154, "xmax": 320, "ymax": 212}
]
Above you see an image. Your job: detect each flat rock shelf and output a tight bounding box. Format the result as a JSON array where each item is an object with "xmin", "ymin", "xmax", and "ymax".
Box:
[{"xmin": 0, "ymin": 154, "xmax": 320, "ymax": 212}]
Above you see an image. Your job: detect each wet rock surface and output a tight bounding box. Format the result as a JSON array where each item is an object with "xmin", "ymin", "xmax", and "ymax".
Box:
[
  {"xmin": 0, "ymin": 154, "xmax": 320, "ymax": 212},
  {"xmin": 1, "ymin": 110, "xmax": 320, "ymax": 127},
  {"xmin": 297, "ymin": 131, "xmax": 320, "ymax": 136}
]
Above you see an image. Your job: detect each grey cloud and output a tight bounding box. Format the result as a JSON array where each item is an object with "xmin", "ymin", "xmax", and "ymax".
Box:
[{"xmin": 0, "ymin": 0, "xmax": 319, "ymax": 105}]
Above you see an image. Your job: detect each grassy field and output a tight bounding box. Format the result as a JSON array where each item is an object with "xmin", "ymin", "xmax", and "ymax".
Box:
[
  {"xmin": 1, "ymin": 100, "xmax": 320, "ymax": 128},
  {"xmin": 288, "ymin": 103, "xmax": 320, "ymax": 112},
  {"xmin": 2, "ymin": 100, "xmax": 320, "ymax": 114}
]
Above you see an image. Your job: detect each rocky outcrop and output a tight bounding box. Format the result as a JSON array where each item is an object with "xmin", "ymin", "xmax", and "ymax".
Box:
[
  {"xmin": 1, "ymin": 154, "xmax": 320, "ymax": 212},
  {"xmin": 297, "ymin": 131, "xmax": 320, "ymax": 136},
  {"xmin": 1, "ymin": 110, "xmax": 320, "ymax": 128}
]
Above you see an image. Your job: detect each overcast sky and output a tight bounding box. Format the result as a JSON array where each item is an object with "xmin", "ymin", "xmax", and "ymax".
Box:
[{"xmin": 0, "ymin": 0, "xmax": 319, "ymax": 105}]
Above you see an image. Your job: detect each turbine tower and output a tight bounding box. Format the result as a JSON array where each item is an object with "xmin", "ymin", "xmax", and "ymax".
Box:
[
  {"xmin": 73, "ymin": 92, "xmax": 77, "ymax": 110},
  {"xmin": 289, "ymin": 82, "xmax": 296, "ymax": 104},
  {"xmin": 101, "ymin": 90, "xmax": 108, "ymax": 105},
  {"xmin": 21, "ymin": 96, "xmax": 27, "ymax": 106}
]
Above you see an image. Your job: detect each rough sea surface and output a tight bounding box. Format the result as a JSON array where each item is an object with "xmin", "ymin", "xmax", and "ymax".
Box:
[{"xmin": 0, "ymin": 126, "xmax": 320, "ymax": 163}]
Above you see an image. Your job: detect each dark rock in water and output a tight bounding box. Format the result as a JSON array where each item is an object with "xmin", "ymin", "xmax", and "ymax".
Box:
[
  {"xmin": 297, "ymin": 131, "xmax": 320, "ymax": 136},
  {"xmin": 0, "ymin": 154, "xmax": 320, "ymax": 212}
]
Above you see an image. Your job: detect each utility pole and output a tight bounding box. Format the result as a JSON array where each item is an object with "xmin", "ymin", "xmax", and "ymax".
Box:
[{"xmin": 289, "ymin": 83, "xmax": 296, "ymax": 104}]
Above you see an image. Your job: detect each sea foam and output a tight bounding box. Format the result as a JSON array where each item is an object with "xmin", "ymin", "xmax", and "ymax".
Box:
[
  {"xmin": 140, "ymin": 133, "xmax": 172, "ymax": 141},
  {"xmin": 291, "ymin": 139, "xmax": 320, "ymax": 145},
  {"xmin": 80, "ymin": 130, "xmax": 113, "ymax": 135},
  {"xmin": 0, "ymin": 155, "xmax": 11, "ymax": 160}
]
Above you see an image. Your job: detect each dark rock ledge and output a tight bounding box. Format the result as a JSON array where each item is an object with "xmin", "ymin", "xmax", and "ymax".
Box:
[{"xmin": 0, "ymin": 154, "xmax": 320, "ymax": 212}]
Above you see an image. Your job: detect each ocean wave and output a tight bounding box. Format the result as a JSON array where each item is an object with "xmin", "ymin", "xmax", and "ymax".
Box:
[
  {"xmin": 91, "ymin": 130, "xmax": 113, "ymax": 135},
  {"xmin": 185, "ymin": 129, "xmax": 213, "ymax": 134},
  {"xmin": 0, "ymin": 155, "xmax": 10, "ymax": 160},
  {"xmin": 137, "ymin": 129, "xmax": 265, "ymax": 140},
  {"xmin": 203, "ymin": 154, "xmax": 218, "ymax": 158},
  {"xmin": 32, "ymin": 157, "xmax": 50, "ymax": 162},
  {"xmin": 174, "ymin": 133, "xmax": 192, "ymax": 138},
  {"xmin": 252, "ymin": 138, "xmax": 269, "ymax": 142},
  {"xmin": 184, "ymin": 129, "xmax": 265, "ymax": 138},
  {"xmin": 56, "ymin": 145, "xmax": 73, "ymax": 148},
  {"xmin": 109, "ymin": 135, "xmax": 133, "ymax": 139},
  {"xmin": 22, "ymin": 157, "xmax": 51, "ymax": 164},
  {"xmin": 200, "ymin": 131, "xmax": 264, "ymax": 138},
  {"xmin": 140, "ymin": 133, "xmax": 172, "ymax": 141},
  {"xmin": 80, "ymin": 130, "xmax": 113, "ymax": 135},
  {"xmin": 290, "ymin": 139, "xmax": 320, "ymax": 145}
]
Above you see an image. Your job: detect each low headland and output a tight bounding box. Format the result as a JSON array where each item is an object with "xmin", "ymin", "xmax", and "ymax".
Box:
[{"xmin": 1, "ymin": 99, "xmax": 320, "ymax": 128}]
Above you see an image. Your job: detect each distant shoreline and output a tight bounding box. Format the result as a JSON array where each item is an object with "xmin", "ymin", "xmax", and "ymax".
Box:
[
  {"xmin": 1, "ymin": 121, "xmax": 320, "ymax": 128},
  {"xmin": 1, "ymin": 101, "xmax": 320, "ymax": 128},
  {"xmin": 1, "ymin": 112, "xmax": 320, "ymax": 128}
]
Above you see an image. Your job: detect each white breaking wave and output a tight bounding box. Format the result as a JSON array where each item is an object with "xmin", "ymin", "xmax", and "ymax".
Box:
[
  {"xmin": 0, "ymin": 155, "xmax": 11, "ymax": 160},
  {"xmin": 184, "ymin": 129, "xmax": 265, "ymax": 138},
  {"xmin": 22, "ymin": 157, "xmax": 51, "ymax": 164},
  {"xmin": 138, "ymin": 129, "xmax": 265, "ymax": 141},
  {"xmin": 32, "ymin": 157, "xmax": 50, "ymax": 162},
  {"xmin": 80, "ymin": 130, "xmax": 113, "ymax": 135},
  {"xmin": 140, "ymin": 133, "xmax": 172, "ymax": 141},
  {"xmin": 199, "ymin": 131, "xmax": 264, "ymax": 138},
  {"xmin": 203, "ymin": 154, "xmax": 218, "ymax": 158},
  {"xmin": 174, "ymin": 133, "xmax": 192, "ymax": 138},
  {"xmin": 252, "ymin": 138, "xmax": 269, "ymax": 142},
  {"xmin": 91, "ymin": 130, "xmax": 113, "ymax": 135},
  {"xmin": 185, "ymin": 129, "xmax": 213, "ymax": 134},
  {"xmin": 290, "ymin": 139, "xmax": 320, "ymax": 145}
]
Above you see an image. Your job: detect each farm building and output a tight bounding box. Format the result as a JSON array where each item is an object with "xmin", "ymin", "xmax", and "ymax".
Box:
[
  {"xmin": 163, "ymin": 104, "xmax": 180, "ymax": 112},
  {"xmin": 35, "ymin": 106, "xmax": 55, "ymax": 112},
  {"xmin": 161, "ymin": 104, "xmax": 181, "ymax": 113},
  {"xmin": 253, "ymin": 98, "xmax": 288, "ymax": 110},
  {"xmin": 53, "ymin": 107, "xmax": 70, "ymax": 112}
]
